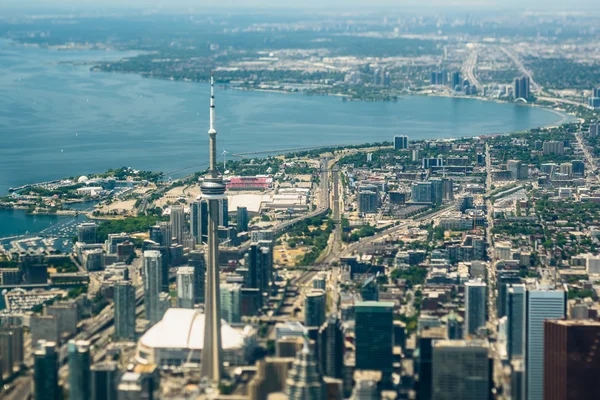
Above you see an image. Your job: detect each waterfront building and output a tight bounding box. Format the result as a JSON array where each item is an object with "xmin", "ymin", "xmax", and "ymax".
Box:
[
  {"xmin": 30, "ymin": 315, "xmax": 59, "ymax": 348},
  {"xmin": 77, "ymin": 222, "xmax": 97, "ymax": 244},
  {"xmin": 465, "ymin": 279, "xmax": 487, "ymax": 337},
  {"xmin": 355, "ymin": 301, "xmax": 394, "ymax": 380},
  {"xmin": 34, "ymin": 340, "xmax": 60, "ymax": 400},
  {"xmin": 544, "ymin": 319, "xmax": 600, "ymax": 400},
  {"xmin": 526, "ymin": 282, "xmax": 566, "ymax": 400},
  {"xmin": 143, "ymin": 250, "xmax": 163, "ymax": 326},
  {"xmin": 114, "ymin": 281, "xmax": 136, "ymax": 341},
  {"xmin": 177, "ymin": 267, "xmax": 195, "ymax": 309},
  {"xmin": 68, "ymin": 340, "xmax": 91, "ymax": 400},
  {"xmin": 432, "ymin": 339, "xmax": 490, "ymax": 400},
  {"xmin": 304, "ymin": 289, "xmax": 326, "ymax": 328},
  {"xmin": 46, "ymin": 301, "xmax": 78, "ymax": 338}
]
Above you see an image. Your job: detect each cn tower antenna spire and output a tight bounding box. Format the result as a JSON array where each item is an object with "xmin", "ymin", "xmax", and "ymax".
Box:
[{"xmin": 208, "ymin": 73, "xmax": 218, "ymax": 178}]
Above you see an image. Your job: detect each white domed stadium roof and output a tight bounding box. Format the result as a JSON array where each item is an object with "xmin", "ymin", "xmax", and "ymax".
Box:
[
  {"xmin": 139, "ymin": 308, "xmax": 246, "ymax": 350},
  {"xmin": 77, "ymin": 176, "xmax": 89, "ymax": 183}
]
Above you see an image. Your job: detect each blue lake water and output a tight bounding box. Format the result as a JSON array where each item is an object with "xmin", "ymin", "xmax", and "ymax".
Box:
[{"xmin": 0, "ymin": 38, "xmax": 571, "ymax": 237}]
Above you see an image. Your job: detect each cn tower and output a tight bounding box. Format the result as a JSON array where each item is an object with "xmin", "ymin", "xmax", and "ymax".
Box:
[{"xmin": 200, "ymin": 74, "xmax": 225, "ymax": 383}]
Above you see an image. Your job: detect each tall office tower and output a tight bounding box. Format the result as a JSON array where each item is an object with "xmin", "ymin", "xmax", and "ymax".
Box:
[
  {"xmin": 188, "ymin": 250, "xmax": 206, "ymax": 304},
  {"xmin": 360, "ymin": 276, "xmax": 379, "ymax": 301},
  {"xmin": 34, "ymin": 340, "xmax": 60, "ymax": 400},
  {"xmin": 451, "ymin": 71, "xmax": 461, "ymax": 89},
  {"xmin": 143, "ymin": 250, "xmax": 163, "ymax": 326},
  {"xmin": 441, "ymin": 177, "xmax": 454, "ymax": 201},
  {"xmin": 176, "ymin": 267, "xmax": 195, "ymax": 309},
  {"xmin": 511, "ymin": 358, "xmax": 526, "ymax": 400},
  {"xmin": 431, "ymin": 339, "xmax": 491, "ymax": 400},
  {"xmin": 318, "ymin": 314, "xmax": 344, "ymax": 379},
  {"xmin": 506, "ymin": 284, "xmax": 526, "ymax": 360},
  {"xmin": 220, "ymin": 283, "xmax": 242, "ymax": 323},
  {"xmin": 411, "ymin": 181, "xmax": 433, "ymax": 203},
  {"xmin": 526, "ymin": 282, "xmax": 566, "ymax": 400},
  {"xmin": 237, "ymin": 206, "xmax": 249, "ymax": 233},
  {"xmin": 158, "ymin": 221, "xmax": 172, "ymax": 247},
  {"xmin": 259, "ymin": 241, "xmax": 273, "ymax": 294},
  {"xmin": 544, "ymin": 319, "xmax": 600, "ymax": 400},
  {"xmin": 248, "ymin": 241, "xmax": 273, "ymax": 296},
  {"xmin": 114, "ymin": 281, "xmax": 136, "ymax": 341},
  {"xmin": 497, "ymin": 270, "xmax": 521, "ymax": 318},
  {"xmin": 0, "ymin": 326, "xmax": 23, "ymax": 378},
  {"xmin": 304, "ymin": 289, "xmax": 326, "ymax": 328},
  {"xmin": 91, "ymin": 361, "xmax": 120, "ymax": 400},
  {"xmin": 170, "ymin": 204, "xmax": 185, "ymax": 244},
  {"xmin": 200, "ymin": 74, "xmax": 226, "ymax": 383},
  {"xmin": 220, "ymin": 198, "xmax": 229, "ymax": 227},
  {"xmin": 68, "ymin": 340, "xmax": 91, "ymax": 400},
  {"xmin": 285, "ymin": 336, "xmax": 326, "ymax": 400},
  {"xmin": 149, "ymin": 225, "xmax": 163, "ymax": 245},
  {"xmin": 355, "ymin": 302, "xmax": 394, "ymax": 380},
  {"xmin": 77, "ymin": 222, "xmax": 97, "ymax": 244},
  {"xmin": 190, "ymin": 199, "xmax": 208, "ymax": 244},
  {"xmin": 394, "ymin": 135, "xmax": 409, "ymax": 150},
  {"xmin": 513, "ymin": 78, "xmax": 521, "ymax": 99},
  {"xmin": 446, "ymin": 311, "xmax": 462, "ymax": 339},
  {"xmin": 430, "ymin": 178, "xmax": 444, "ymax": 205},
  {"xmin": 465, "ymin": 279, "xmax": 487, "ymax": 337}
]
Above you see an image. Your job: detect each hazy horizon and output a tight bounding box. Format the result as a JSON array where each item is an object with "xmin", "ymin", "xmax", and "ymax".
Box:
[{"xmin": 4, "ymin": 0, "xmax": 600, "ymax": 14}]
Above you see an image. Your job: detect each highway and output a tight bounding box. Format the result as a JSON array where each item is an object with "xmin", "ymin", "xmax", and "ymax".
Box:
[
  {"xmin": 462, "ymin": 50, "xmax": 482, "ymax": 91},
  {"xmin": 500, "ymin": 46, "xmax": 541, "ymax": 93}
]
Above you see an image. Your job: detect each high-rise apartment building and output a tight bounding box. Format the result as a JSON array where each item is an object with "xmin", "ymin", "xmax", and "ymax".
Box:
[
  {"xmin": 237, "ymin": 206, "xmax": 249, "ymax": 233},
  {"xmin": 355, "ymin": 301, "xmax": 394, "ymax": 379},
  {"xmin": 248, "ymin": 241, "xmax": 273, "ymax": 296},
  {"xmin": 220, "ymin": 283, "xmax": 242, "ymax": 323},
  {"xmin": 68, "ymin": 340, "xmax": 91, "ymax": 400},
  {"xmin": 506, "ymin": 284, "xmax": 526, "ymax": 360},
  {"xmin": 188, "ymin": 250, "xmax": 206, "ymax": 304},
  {"xmin": 143, "ymin": 250, "xmax": 163, "ymax": 326},
  {"xmin": 304, "ymin": 289, "xmax": 326, "ymax": 328},
  {"xmin": 544, "ymin": 319, "xmax": 600, "ymax": 400},
  {"xmin": 177, "ymin": 267, "xmax": 195, "ymax": 309},
  {"xmin": 34, "ymin": 340, "xmax": 60, "ymax": 400},
  {"xmin": 411, "ymin": 181, "xmax": 433, "ymax": 203},
  {"xmin": 170, "ymin": 205, "xmax": 186, "ymax": 244},
  {"xmin": 318, "ymin": 314, "xmax": 344, "ymax": 379},
  {"xmin": 114, "ymin": 281, "xmax": 136, "ymax": 341},
  {"xmin": 190, "ymin": 198, "xmax": 208, "ymax": 244},
  {"xmin": 432, "ymin": 339, "xmax": 490, "ymax": 400},
  {"xmin": 465, "ymin": 279, "xmax": 487, "ymax": 337},
  {"xmin": 91, "ymin": 361, "xmax": 120, "ymax": 400},
  {"xmin": 394, "ymin": 135, "xmax": 409, "ymax": 150},
  {"xmin": 526, "ymin": 283, "xmax": 566, "ymax": 400}
]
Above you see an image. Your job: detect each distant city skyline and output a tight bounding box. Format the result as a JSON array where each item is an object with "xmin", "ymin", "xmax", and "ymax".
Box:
[{"xmin": 6, "ymin": 0, "xmax": 600, "ymax": 12}]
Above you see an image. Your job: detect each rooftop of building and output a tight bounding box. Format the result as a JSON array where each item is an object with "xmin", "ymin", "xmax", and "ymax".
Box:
[
  {"xmin": 546, "ymin": 319, "xmax": 600, "ymax": 327},
  {"xmin": 138, "ymin": 308, "xmax": 254, "ymax": 350},
  {"xmin": 432, "ymin": 339, "xmax": 489, "ymax": 348}
]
